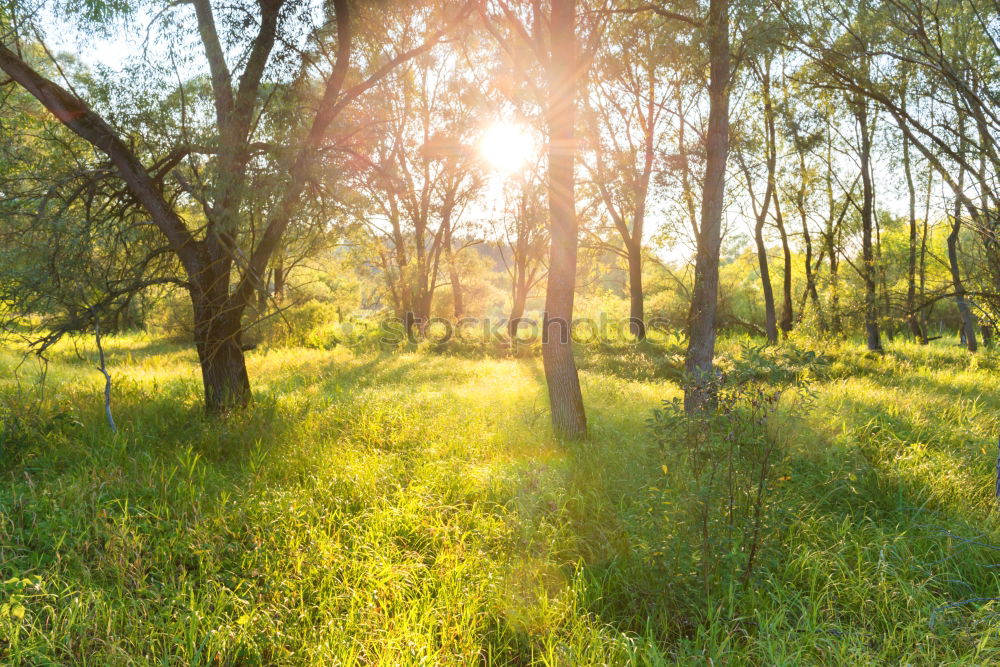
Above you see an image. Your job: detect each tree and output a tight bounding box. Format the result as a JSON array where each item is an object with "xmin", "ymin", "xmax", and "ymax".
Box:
[
  {"xmin": 787, "ymin": 0, "xmax": 1000, "ymax": 340},
  {"xmin": 482, "ymin": 0, "xmax": 603, "ymax": 438},
  {"xmin": 542, "ymin": 0, "xmax": 588, "ymax": 438},
  {"xmin": 344, "ymin": 49, "xmax": 483, "ymax": 334},
  {"xmin": 684, "ymin": 0, "xmax": 730, "ymax": 412},
  {"xmin": 949, "ymin": 132, "xmax": 978, "ymax": 351},
  {"xmin": 736, "ymin": 60, "xmax": 781, "ymax": 344},
  {"xmin": 583, "ymin": 8, "xmax": 672, "ymax": 340},
  {"xmin": 854, "ymin": 96, "xmax": 883, "ymax": 351},
  {"xmin": 493, "ymin": 169, "xmax": 549, "ymax": 338},
  {"xmin": 0, "ymin": 0, "xmax": 473, "ymax": 411}
]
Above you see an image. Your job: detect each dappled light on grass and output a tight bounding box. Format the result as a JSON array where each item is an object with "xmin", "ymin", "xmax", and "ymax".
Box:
[{"xmin": 4, "ymin": 336, "xmax": 1000, "ymax": 661}]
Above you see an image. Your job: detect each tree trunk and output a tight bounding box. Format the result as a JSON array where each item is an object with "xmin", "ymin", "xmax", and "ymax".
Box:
[
  {"xmin": 825, "ymin": 130, "xmax": 842, "ymax": 335},
  {"xmin": 509, "ymin": 284, "xmax": 528, "ymax": 340},
  {"xmin": 857, "ymin": 101, "xmax": 882, "ymax": 351},
  {"xmin": 918, "ymin": 164, "xmax": 932, "ymax": 344},
  {"xmin": 902, "ymin": 129, "xmax": 922, "ymax": 340},
  {"xmin": 876, "ymin": 209, "xmax": 894, "ymax": 343},
  {"xmin": 542, "ymin": 0, "xmax": 586, "ymax": 439},
  {"xmin": 192, "ymin": 289, "xmax": 251, "ymax": 413},
  {"xmin": 796, "ymin": 151, "xmax": 824, "ymax": 330},
  {"xmin": 775, "ymin": 198, "xmax": 793, "ymax": 336},
  {"xmin": 949, "ymin": 188, "xmax": 978, "ymax": 352},
  {"xmin": 257, "ymin": 273, "xmax": 269, "ymax": 311},
  {"xmin": 684, "ymin": 0, "xmax": 729, "ymax": 413},
  {"xmin": 627, "ymin": 243, "xmax": 646, "ymax": 340},
  {"xmin": 273, "ymin": 258, "xmax": 285, "ymax": 303},
  {"xmin": 445, "ymin": 223, "xmax": 464, "ymax": 319},
  {"xmin": 755, "ymin": 220, "xmax": 779, "ymax": 344},
  {"xmin": 828, "ymin": 237, "xmax": 841, "ymax": 335},
  {"xmin": 410, "ymin": 288, "xmax": 433, "ymax": 335},
  {"xmin": 752, "ymin": 62, "xmax": 778, "ymax": 344}
]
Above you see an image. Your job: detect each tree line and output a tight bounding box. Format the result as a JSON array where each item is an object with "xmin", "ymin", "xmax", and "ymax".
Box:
[{"xmin": 1, "ymin": 0, "xmax": 998, "ymax": 438}]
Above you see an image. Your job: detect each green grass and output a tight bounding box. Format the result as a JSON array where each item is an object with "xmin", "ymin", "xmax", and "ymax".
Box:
[{"xmin": 2, "ymin": 333, "xmax": 1000, "ymax": 664}]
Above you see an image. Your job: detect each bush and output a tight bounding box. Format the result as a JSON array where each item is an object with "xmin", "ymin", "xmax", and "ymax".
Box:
[
  {"xmin": 645, "ymin": 373, "xmax": 805, "ymax": 612},
  {"xmin": 246, "ymin": 300, "xmax": 341, "ymax": 348}
]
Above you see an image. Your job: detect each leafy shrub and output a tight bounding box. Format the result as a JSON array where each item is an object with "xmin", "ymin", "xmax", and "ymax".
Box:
[
  {"xmin": 246, "ymin": 300, "xmax": 340, "ymax": 348},
  {"xmin": 646, "ymin": 374, "xmax": 805, "ymax": 611},
  {"xmin": 721, "ymin": 340, "xmax": 831, "ymax": 386}
]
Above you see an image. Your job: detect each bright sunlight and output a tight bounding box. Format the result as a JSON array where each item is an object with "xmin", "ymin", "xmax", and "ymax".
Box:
[{"xmin": 478, "ymin": 121, "xmax": 535, "ymax": 174}]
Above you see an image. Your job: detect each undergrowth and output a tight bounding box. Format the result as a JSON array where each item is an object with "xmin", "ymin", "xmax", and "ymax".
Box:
[{"xmin": 0, "ymin": 334, "xmax": 999, "ymax": 664}]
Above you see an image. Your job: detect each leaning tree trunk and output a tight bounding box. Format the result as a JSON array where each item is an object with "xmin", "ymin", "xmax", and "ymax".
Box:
[
  {"xmin": 796, "ymin": 152, "xmax": 824, "ymax": 331},
  {"xmin": 684, "ymin": 0, "xmax": 729, "ymax": 414},
  {"xmin": 755, "ymin": 219, "xmax": 779, "ymax": 344},
  {"xmin": 857, "ymin": 101, "xmax": 882, "ymax": 352},
  {"xmin": 824, "ymin": 137, "xmax": 843, "ymax": 335},
  {"xmin": 902, "ymin": 130, "xmax": 922, "ymax": 340},
  {"xmin": 627, "ymin": 242, "xmax": 646, "ymax": 340},
  {"xmin": 542, "ymin": 0, "xmax": 586, "ymax": 439},
  {"xmin": 760, "ymin": 67, "xmax": 791, "ymax": 339},
  {"xmin": 949, "ymin": 187, "xmax": 978, "ymax": 352}
]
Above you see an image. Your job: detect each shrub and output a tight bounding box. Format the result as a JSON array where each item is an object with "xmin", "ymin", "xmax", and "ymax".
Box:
[{"xmin": 646, "ymin": 373, "xmax": 806, "ymax": 612}]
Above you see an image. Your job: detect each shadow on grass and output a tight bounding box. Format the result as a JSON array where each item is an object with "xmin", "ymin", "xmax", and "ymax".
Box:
[{"xmin": 5, "ymin": 339, "xmax": 1000, "ymax": 662}]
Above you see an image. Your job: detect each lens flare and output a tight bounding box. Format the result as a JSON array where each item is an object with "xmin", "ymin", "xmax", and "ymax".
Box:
[{"xmin": 479, "ymin": 122, "xmax": 534, "ymax": 174}]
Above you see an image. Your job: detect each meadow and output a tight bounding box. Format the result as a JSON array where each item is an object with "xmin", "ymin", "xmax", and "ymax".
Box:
[{"xmin": 2, "ymin": 335, "xmax": 1000, "ymax": 664}]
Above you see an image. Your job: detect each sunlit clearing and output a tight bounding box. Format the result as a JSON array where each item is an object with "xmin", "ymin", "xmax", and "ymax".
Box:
[{"xmin": 479, "ymin": 122, "xmax": 534, "ymax": 175}]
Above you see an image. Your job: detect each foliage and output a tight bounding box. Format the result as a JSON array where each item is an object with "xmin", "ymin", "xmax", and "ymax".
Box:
[{"xmin": 647, "ymin": 379, "xmax": 790, "ymax": 608}]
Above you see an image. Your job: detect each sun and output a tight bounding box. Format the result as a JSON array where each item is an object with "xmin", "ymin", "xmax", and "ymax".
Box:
[{"xmin": 479, "ymin": 121, "xmax": 535, "ymax": 175}]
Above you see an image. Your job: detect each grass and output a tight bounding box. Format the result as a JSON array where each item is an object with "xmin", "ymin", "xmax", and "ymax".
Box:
[{"xmin": 2, "ymin": 333, "xmax": 1000, "ymax": 664}]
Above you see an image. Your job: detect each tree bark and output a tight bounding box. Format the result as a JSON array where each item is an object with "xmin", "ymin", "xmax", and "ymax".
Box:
[
  {"xmin": 856, "ymin": 100, "xmax": 882, "ymax": 351},
  {"xmin": 755, "ymin": 218, "xmax": 779, "ymax": 344},
  {"xmin": 684, "ymin": 0, "xmax": 729, "ymax": 413},
  {"xmin": 542, "ymin": 0, "xmax": 587, "ymax": 439},
  {"xmin": 775, "ymin": 198, "xmax": 793, "ymax": 336},
  {"xmin": 902, "ymin": 123, "xmax": 922, "ymax": 340},
  {"xmin": 627, "ymin": 242, "xmax": 646, "ymax": 340},
  {"xmin": 191, "ymin": 273, "xmax": 251, "ymax": 413},
  {"xmin": 949, "ymin": 180, "xmax": 978, "ymax": 352}
]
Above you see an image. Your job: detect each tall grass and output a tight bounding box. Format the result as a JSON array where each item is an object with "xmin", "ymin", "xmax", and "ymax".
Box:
[{"xmin": 1, "ymin": 333, "xmax": 1000, "ymax": 663}]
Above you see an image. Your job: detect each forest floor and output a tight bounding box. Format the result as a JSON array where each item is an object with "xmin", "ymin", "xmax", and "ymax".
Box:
[{"xmin": 2, "ymin": 334, "xmax": 1000, "ymax": 664}]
